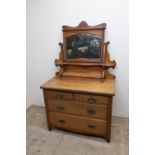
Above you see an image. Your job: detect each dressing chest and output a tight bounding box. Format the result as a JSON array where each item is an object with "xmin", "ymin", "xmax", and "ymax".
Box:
[{"xmin": 40, "ymin": 21, "xmax": 116, "ymax": 142}]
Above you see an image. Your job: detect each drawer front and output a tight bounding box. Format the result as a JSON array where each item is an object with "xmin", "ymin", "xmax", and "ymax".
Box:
[
  {"xmin": 49, "ymin": 112, "xmax": 107, "ymax": 136},
  {"xmin": 44, "ymin": 90, "xmax": 73, "ymax": 100},
  {"xmin": 75, "ymin": 93, "xmax": 112, "ymax": 105},
  {"xmin": 47, "ymin": 99, "xmax": 108, "ymax": 120}
]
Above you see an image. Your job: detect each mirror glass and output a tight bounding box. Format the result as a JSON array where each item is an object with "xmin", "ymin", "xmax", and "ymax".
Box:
[{"xmin": 66, "ymin": 34, "xmax": 102, "ymax": 59}]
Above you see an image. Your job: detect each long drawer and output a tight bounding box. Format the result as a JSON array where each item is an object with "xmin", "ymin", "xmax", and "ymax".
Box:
[
  {"xmin": 47, "ymin": 99, "xmax": 108, "ymax": 120},
  {"xmin": 49, "ymin": 112, "xmax": 107, "ymax": 136}
]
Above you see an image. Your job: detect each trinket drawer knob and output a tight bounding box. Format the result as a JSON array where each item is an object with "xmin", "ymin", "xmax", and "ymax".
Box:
[
  {"xmin": 59, "ymin": 119, "xmax": 65, "ymax": 123},
  {"xmin": 87, "ymin": 109, "xmax": 96, "ymax": 114},
  {"xmin": 57, "ymin": 105, "xmax": 64, "ymax": 110},
  {"xmin": 87, "ymin": 124, "xmax": 95, "ymax": 129},
  {"xmin": 56, "ymin": 94, "xmax": 64, "ymax": 99},
  {"xmin": 88, "ymin": 98, "xmax": 96, "ymax": 104}
]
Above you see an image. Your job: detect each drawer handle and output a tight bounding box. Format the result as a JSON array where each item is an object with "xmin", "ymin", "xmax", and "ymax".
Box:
[
  {"xmin": 57, "ymin": 105, "xmax": 64, "ymax": 110},
  {"xmin": 87, "ymin": 124, "xmax": 95, "ymax": 129},
  {"xmin": 56, "ymin": 94, "xmax": 64, "ymax": 99},
  {"xmin": 88, "ymin": 98, "xmax": 96, "ymax": 104},
  {"xmin": 59, "ymin": 119, "xmax": 65, "ymax": 123},
  {"xmin": 87, "ymin": 109, "xmax": 96, "ymax": 114}
]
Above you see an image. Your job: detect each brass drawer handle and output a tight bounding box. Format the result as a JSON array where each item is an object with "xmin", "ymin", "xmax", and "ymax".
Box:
[
  {"xmin": 56, "ymin": 94, "xmax": 64, "ymax": 99},
  {"xmin": 87, "ymin": 124, "xmax": 95, "ymax": 129},
  {"xmin": 87, "ymin": 109, "xmax": 96, "ymax": 114},
  {"xmin": 57, "ymin": 105, "xmax": 64, "ymax": 110},
  {"xmin": 87, "ymin": 98, "xmax": 96, "ymax": 104},
  {"xmin": 59, "ymin": 119, "xmax": 65, "ymax": 123}
]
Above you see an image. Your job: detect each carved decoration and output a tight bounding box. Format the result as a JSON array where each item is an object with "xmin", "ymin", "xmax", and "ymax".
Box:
[
  {"xmin": 104, "ymin": 69, "xmax": 116, "ymax": 79},
  {"xmin": 104, "ymin": 42, "xmax": 116, "ymax": 68},
  {"xmin": 55, "ymin": 43, "xmax": 64, "ymax": 66},
  {"xmin": 78, "ymin": 21, "xmax": 89, "ymax": 27},
  {"xmin": 63, "ymin": 21, "xmax": 106, "ymax": 31}
]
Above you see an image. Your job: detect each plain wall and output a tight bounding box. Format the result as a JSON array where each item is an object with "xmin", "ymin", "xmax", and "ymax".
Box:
[{"xmin": 26, "ymin": 0, "xmax": 129, "ymax": 117}]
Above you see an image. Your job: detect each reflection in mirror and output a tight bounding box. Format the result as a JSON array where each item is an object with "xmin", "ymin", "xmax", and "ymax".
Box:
[{"xmin": 66, "ymin": 34, "xmax": 102, "ymax": 59}]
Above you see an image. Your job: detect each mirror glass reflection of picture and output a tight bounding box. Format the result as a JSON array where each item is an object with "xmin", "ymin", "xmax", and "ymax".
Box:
[{"xmin": 66, "ymin": 34, "xmax": 102, "ymax": 59}]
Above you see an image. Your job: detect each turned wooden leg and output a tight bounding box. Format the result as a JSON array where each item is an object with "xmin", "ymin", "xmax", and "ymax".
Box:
[
  {"xmin": 102, "ymin": 136, "xmax": 110, "ymax": 142},
  {"xmin": 48, "ymin": 125, "xmax": 52, "ymax": 131},
  {"xmin": 106, "ymin": 137, "xmax": 110, "ymax": 143}
]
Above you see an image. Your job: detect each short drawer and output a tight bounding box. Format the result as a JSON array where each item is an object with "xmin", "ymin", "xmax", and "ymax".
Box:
[
  {"xmin": 47, "ymin": 99, "xmax": 108, "ymax": 120},
  {"xmin": 44, "ymin": 90, "xmax": 73, "ymax": 100},
  {"xmin": 75, "ymin": 93, "xmax": 112, "ymax": 105},
  {"xmin": 49, "ymin": 112, "xmax": 107, "ymax": 136}
]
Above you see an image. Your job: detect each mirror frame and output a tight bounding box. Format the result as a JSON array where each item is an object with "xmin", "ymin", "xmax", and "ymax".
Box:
[{"xmin": 62, "ymin": 21, "xmax": 106, "ymax": 63}]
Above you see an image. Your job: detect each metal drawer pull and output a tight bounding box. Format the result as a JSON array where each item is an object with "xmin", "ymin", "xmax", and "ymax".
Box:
[
  {"xmin": 87, "ymin": 98, "xmax": 96, "ymax": 104},
  {"xmin": 87, "ymin": 109, "xmax": 96, "ymax": 114},
  {"xmin": 57, "ymin": 105, "xmax": 64, "ymax": 110},
  {"xmin": 56, "ymin": 94, "xmax": 64, "ymax": 99},
  {"xmin": 59, "ymin": 119, "xmax": 65, "ymax": 123},
  {"xmin": 87, "ymin": 124, "xmax": 95, "ymax": 129}
]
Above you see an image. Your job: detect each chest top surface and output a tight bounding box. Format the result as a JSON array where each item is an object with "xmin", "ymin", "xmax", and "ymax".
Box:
[{"xmin": 40, "ymin": 76, "xmax": 115, "ymax": 96}]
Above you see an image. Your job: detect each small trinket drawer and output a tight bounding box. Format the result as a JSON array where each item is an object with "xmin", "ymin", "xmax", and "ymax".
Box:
[{"xmin": 42, "ymin": 89, "xmax": 113, "ymax": 142}]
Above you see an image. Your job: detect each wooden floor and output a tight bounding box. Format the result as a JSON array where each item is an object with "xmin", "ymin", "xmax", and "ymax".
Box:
[{"xmin": 27, "ymin": 105, "xmax": 129, "ymax": 155}]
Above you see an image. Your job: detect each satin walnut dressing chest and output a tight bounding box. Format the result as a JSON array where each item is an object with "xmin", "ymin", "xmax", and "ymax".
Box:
[{"xmin": 40, "ymin": 21, "xmax": 116, "ymax": 142}]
